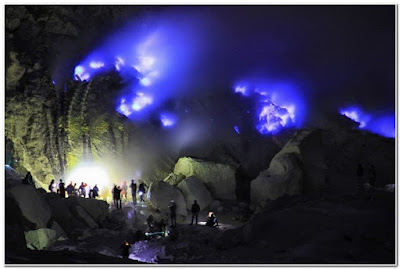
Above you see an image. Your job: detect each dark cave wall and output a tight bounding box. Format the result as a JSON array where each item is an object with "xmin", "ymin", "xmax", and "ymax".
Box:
[{"xmin": 5, "ymin": 6, "xmax": 139, "ymax": 185}]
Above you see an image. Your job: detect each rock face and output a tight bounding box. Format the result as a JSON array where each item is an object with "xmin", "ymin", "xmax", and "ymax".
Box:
[
  {"xmin": 163, "ymin": 173, "xmax": 185, "ymax": 186},
  {"xmin": 147, "ymin": 181, "xmax": 187, "ymax": 216},
  {"xmin": 177, "ymin": 176, "xmax": 213, "ymax": 210},
  {"xmin": 174, "ymin": 157, "xmax": 236, "ymax": 201},
  {"xmin": 251, "ymin": 153, "xmax": 303, "ymax": 206},
  {"xmin": 69, "ymin": 196, "xmax": 109, "ymax": 222},
  {"xmin": 8, "ymin": 184, "xmax": 51, "ymax": 229},
  {"xmin": 25, "ymin": 228, "xmax": 57, "ymax": 250}
]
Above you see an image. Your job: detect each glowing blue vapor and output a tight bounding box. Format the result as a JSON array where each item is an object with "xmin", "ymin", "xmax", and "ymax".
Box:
[
  {"xmin": 233, "ymin": 80, "xmax": 305, "ymax": 134},
  {"xmin": 339, "ymin": 107, "xmax": 370, "ymax": 128},
  {"xmin": 160, "ymin": 113, "xmax": 177, "ymax": 127},
  {"xmin": 234, "ymin": 125, "xmax": 240, "ymax": 134},
  {"xmin": 73, "ymin": 12, "xmax": 207, "ymax": 122},
  {"xmin": 340, "ymin": 106, "xmax": 395, "ymax": 138}
]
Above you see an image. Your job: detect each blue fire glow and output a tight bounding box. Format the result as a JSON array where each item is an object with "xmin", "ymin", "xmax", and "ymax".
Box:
[
  {"xmin": 339, "ymin": 107, "xmax": 370, "ymax": 128},
  {"xmin": 234, "ymin": 125, "xmax": 240, "ymax": 134},
  {"xmin": 233, "ymin": 80, "xmax": 305, "ymax": 134},
  {"xmin": 160, "ymin": 113, "xmax": 177, "ymax": 127},
  {"xmin": 340, "ymin": 106, "xmax": 395, "ymax": 138},
  {"xmin": 73, "ymin": 12, "xmax": 207, "ymax": 122}
]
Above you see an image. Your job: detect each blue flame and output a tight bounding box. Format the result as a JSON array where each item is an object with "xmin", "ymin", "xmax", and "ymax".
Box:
[
  {"xmin": 233, "ymin": 80, "xmax": 305, "ymax": 134},
  {"xmin": 160, "ymin": 113, "xmax": 177, "ymax": 127},
  {"xmin": 340, "ymin": 106, "xmax": 395, "ymax": 138},
  {"xmin": 234, "ymin": 125, "xmax": 240, "ymax": 134},
  {"xmin": 73, "ymin": 13, "xmax": 207, "ymax": 122},
  {"xmin": 339, "ymin": 107, "xmax": 370, "ymax": 128}
]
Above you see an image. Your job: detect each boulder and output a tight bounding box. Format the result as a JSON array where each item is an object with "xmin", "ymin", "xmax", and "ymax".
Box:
[
  {"xmin": 163, "ymin": 173, "xmax": 186, "ymax": 186},
  {"xmin": 46, "ymin": 194, "xmax": 86, "ymax": 235},
  {"xmin": 177, "ymin": 176, "xmax": 213, "ymax": 210},
  {"xmin": 251, "ymin": 153, "xmax": 304, "ymax": 206},
  {"xmin": 71, "ymin": 205, "xmax": 99, "ymax": 229},
  {"xmin": 50, "ymin": 220, "xmax": 67, "ymax": 240},
  {"xmin": 8, "ymin": 184, "xmax": 51, "ymax": 229},
  {"xmin": 147, "ymin": 181, "xmax": 187, "ymax": 216},
  {"xmin": 25, "ymin": 228, "xmax": 57, "ymax": 250},
  {"xmin": 174, "ymin": 157, "xmax": 236, "ymax": 200},
  {"xmin": 251, "ymin": 129, "xmax": 328, "ymax": 207},
  {"xmin": 68, "ymin": 196, "xmax": 109, "ymax": 222}
]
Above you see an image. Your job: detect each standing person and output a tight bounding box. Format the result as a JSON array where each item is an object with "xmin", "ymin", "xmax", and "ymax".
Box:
[
  {"xmin": 138, "ymin": 181, "xmax": 146, "ymax": 203},
  {"xmin": 112, "ymin": 184, "xmax": 118, "ymax": 207},
  {"xmin": 73, "ymin": 183, "xmax": 78, "ymax": 196},
  {"xmin": 59, "ymin": 179, "xmax": 66, "ymax": 198},
  {"xmin": 190, "ymin": 200, "xmax": 200, "ymax": 225},
  {"xmin": 79, "ymin": 182, "xmax": 87, "ymax": 198},
  {"xmin": 114, "ymin": 185, "xmax": 122, "ymax": 209},
  {"xmin": 368, "ymin": 164, "xmax": 377, "ymax": 200},
  {"xmin": 356, "ymin": 163, "xmax": 364, "ymax": 194},
  {"xmin": 121, "ymin": 181, "xmax": 128, "ymax": 200},
  {"xmin": 169, "ymin": 200, "xmax": 177, "ymax": 227},
  {"xmin": 129, "ymin": 180, "xmax": 137, "ymax": 205},
  {"xmin": 66, "ymin": 182, "xmax": 74, "ymax": 197},
  {"xmin": 48, "ymin": 179, "xmax": 56, "ymax": 193},
  {"xmin": 93, "ymin": 184, "xmax": 99, "ymax": 199},
  {"xmin": 88, "ymin": 186, "xmax": 93, "ymax": 199}
]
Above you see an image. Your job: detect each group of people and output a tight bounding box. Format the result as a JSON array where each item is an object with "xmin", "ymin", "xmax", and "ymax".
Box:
[
  {"xmin": 168, "ymin": 199, "xmax": 218, "ymax": 227},
  {"xmin": 48, "ymin": 179, "xmax": 99, "ymax": 199},
  {"xmin": 112, "ymin": 179, "xmax": 146, "ymax": 209}
]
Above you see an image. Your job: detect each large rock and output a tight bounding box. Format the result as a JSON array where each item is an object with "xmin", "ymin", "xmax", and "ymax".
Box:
[
  {"xmin": 251, "ymin": 129, "xmax": 328, "ymax": 207},
  {"xmin": 163, "ymin": 173, "xmax": 185, "ymax": 186},
  {"xmin": 25, "ymin": 228, "xmax": 57, "ymax": 250},
  {"xmin": 177, "ymin": 176, "xmax": 213, "ymax": 210},
  {"xmin": 46, "ymin": 194, "xmax": 87, "ymax": 235},
  {"xmin": 251, "ymin": 153, "xmax": 303, "ymax": 206},
  {"xmin": 8, "ymin": 184, "xmax": 51, "ymax": 229},
  {"xmin": 174, "ymin": 157, "xmax": 236, "ymax": 200},
  {"xmin": 71, "ymin": 205, "xmax": 99, "ymax": 229},
  {"xmin": 147, "ymin": 181, "xmax": 187, "ymax": 216},
  {"xmin": 68, "ymin": 196, "xmax": 109, "ymax": 222}
]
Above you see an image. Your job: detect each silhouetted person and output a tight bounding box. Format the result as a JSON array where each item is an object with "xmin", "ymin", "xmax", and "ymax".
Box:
[
  {"xmin": 169, "ymin": 200, "xmax": 177, "ymax": 227},
  {"xmin": 89, "ymin": 187, "xmax": 93, "ymax": 199},
  {"xmin": 79, "ymin": 182, "xmax": 87, "ymax": 198},
  {"xmin": 120, "ymin": 241, "xmax": 131, "ymax": 259},
  {"xmin": 49, "ymin": 179, "xmax": 56, "ymax": 193},
  {"xmin": 93, "ymin": 184, "xmax": 99, "ymax": 199},
  {"xmin": 138, "ymin": 182, "xmax": 146, "ymax": 203},
  {"xmin": 66, "ymin": 182, "xmax": 74, "ymax": 197},
  {"xmin": 356, "ymin": 163, "xmax": 364, "ymax": 194},
  {"xmin": 190, "ymin": 200, "xmax": 200, "ymax": 225},
  {"xmin": 114, "ymin": 185, "xmax": 122, "ymax": 209},
  {"xmin": 368, "ymin": 164, "xmax": 377, "ymax": 200},
  {"xmin": 129, "ymin": 180, "xmax": 137, "ymax": 205},
  {"xmin": 73, "ymin": 183, "xmax": 78, "ymax": 195},
  {"xmin": 59, "ymin": 179, "xmax": 66, "ymax": 198},
  {"xmin": 206, "ymin": 212, "xmax": 218, "ymax": 227},
  {"xmin": 23, "ymin": 172, "xmax": 33, "ymax": 184}
]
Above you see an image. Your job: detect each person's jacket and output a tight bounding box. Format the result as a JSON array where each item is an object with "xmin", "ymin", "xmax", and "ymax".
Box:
[{"xmin": 191, "ymin": 203, "xmax": 200, "ymax": 213}]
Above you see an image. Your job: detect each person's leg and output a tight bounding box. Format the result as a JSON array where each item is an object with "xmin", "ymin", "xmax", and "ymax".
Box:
[{"xmin": 195, "ymin": 214, "xmax": 198, "ymax": 225}]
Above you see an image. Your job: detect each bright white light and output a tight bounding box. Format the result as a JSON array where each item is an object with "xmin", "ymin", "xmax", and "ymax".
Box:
[
  {"xmin": 66, "ymin": 163, "xmax": 111, "ymax": 197},
  {"xmin": 234, "ymin": 86, "xmax": 247, "ymax": 96},
  {"xmin": 89, "ymin": 61, "xmax": 105, "ymax": 69},
  {"xmin": 140, "ymin": 77, "xmax": 152, "ymax": 86},
  {"xmin": 115, "ymin": 56, "xmax": 125, "ymax": 71},
  {"xmin": 135, "ymin": 56, "xmax": 155, "ymax": 73}
]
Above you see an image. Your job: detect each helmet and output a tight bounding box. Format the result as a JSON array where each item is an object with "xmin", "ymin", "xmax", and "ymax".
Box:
[{"xmin": 171, "ymin": 200, "xmax": 175, "ymax": 203}]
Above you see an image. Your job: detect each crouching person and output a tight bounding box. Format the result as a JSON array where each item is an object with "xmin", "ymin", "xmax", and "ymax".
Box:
[{"xmin": 206, "ymin": 212, "xmax": 219, "ymax": 227}]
